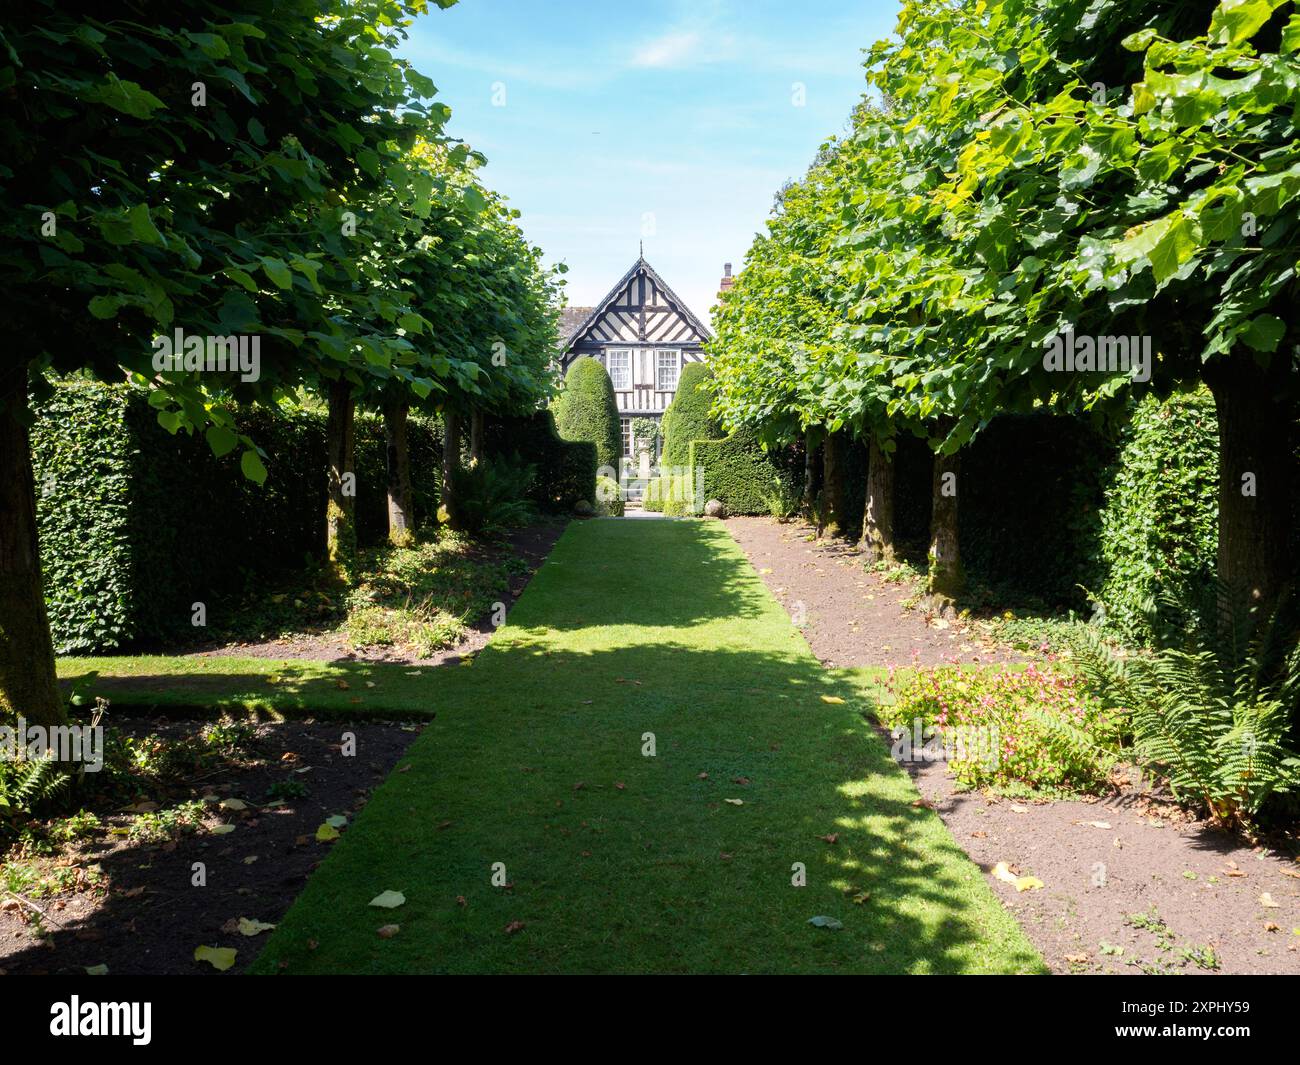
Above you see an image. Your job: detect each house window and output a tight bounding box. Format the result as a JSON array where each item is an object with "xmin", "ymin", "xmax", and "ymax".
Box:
[
  {"xmin": 621, "ymin": 417, "xmax": 632, "ymax": 458},
  {"xmin": 606, "ymin": 348, "xmax": 631, "ymax": 390},
  {"xmin": 656, "ymin": 349, "xmax": 680, "ymax": 391}
]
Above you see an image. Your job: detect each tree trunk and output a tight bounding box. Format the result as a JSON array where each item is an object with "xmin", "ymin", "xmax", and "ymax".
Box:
[
  {"xmin": 383, "ymin": 394, "xmax": 414, "ymax": 547},
  {"xmin": 0, "ymin": 380, "xmax": 67, "ymax": 728},
  {"xmin": 927, "ymin": 450, "xmax": 965, "ymax": 601},
  {"xmin": 441, "ymin": 410, "xmax": 461, "ymax": 526},
  {"xmin": 469, "ymin": 408, "xmax": 485, "ymax": 468},
  {"xmin": 802, "ymin": 432, "xmax": 818, "ymax": 516},
  {"xmin": 862, "ymin": 433, "xmax": 897, "ymax": 564},
  {"xmin": 325, "ymin": 379, "xmax": 356, "ymax": 575},
  {"xmin": 1205, "ymin": 352, "xmax": 1293, "ymax": 612},
  {"xmin": 821, "ymin": 432, "xmax": 844, "ymax": 537}
]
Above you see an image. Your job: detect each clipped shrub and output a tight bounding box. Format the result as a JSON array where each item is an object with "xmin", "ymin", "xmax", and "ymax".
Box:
[
  {"xmin": 689, "ymin": 426, "xmax": 798, "ymax": 516},
  {"xmin": 482, "ymin": 409, "xmax": 595, "ymax": 512},
  {"xmin": 595, "ymin": 475, "xmax": 624, "ymax": 517},
  {"xmin": 1094, "ymin": 391, "xmax": 1218, "ymax": 642},
  {"xmin": 877, "ymin": 664, "xmax": 1119, "ymax": 794},
  {"xmin": 661, "ymin": 362, "xmax": 719, "ymax": 467},
  {"xmin": 553, "ymin": 356, "xmax": 620, "ymax": 473},
  {"xmin": 31, "ymin": 381, "xmax": 443, "ymax": 652}
]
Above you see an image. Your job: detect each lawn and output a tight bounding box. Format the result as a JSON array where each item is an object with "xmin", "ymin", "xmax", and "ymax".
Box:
[{"xmin": 249, "ymin": 518, "xmax": 1043, "ymax": 974}]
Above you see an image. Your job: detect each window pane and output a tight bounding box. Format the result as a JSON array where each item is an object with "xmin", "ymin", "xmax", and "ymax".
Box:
[
  {"xmin": 607, "ymin": 349, "xmax": 630, "ymax": 389},
  {"xmin": 656, "ymin": 350, "xmax": 678, "ymax": 391}
]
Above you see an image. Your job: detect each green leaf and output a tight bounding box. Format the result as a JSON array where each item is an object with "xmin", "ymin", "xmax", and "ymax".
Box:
[
  {"xmin": 240, "ymin": 449, "xmax": 267, "ymax": 484},
  {"xmin": 1239, "ymin": 314, "xmax": 1285, "ymax": 352},
  {"xmin": 205, "ymin": 425, "xmax": 239, "ymax": 458},
  {"xmin": 1209, "ymin": 0, "xmax": 1282, "ymax": 45},
  {"xmin": 369, "ymin": 890, "xmax": 406, "ymax": 909},
  {"xmin": 126, "ymin": 203, "xmax": 165, "ymax": 246},
  {"xmin": 259, "ymin": 256, "xmax": 293, "ymax": 290}
]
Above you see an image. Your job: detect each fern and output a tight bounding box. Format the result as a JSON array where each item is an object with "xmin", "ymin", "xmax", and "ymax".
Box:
[
  {"xmin": 1069, "ymin": 582, "xmax": 1300, "ymax": 828},
  {"xmin": 0, "ymin": 756, "xmax": 72, "ymax": 819}
]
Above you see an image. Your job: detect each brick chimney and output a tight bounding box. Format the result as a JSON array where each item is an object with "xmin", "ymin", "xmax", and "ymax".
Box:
[{"xmin": 719, "ymin": 262, "xmax": 734, "ymax": 294}]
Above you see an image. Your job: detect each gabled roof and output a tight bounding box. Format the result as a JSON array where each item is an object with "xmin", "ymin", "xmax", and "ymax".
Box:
[
  {"xmin": 557, "ymin": 306, "xmax": 594, "ymax": 349},
  {"xmin": 562, "ymin": 256, "xmax": 712, "ymax": 350}
]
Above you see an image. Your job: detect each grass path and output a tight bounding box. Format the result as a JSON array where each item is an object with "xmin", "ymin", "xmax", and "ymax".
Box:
[{"xmin": 251, "ymin": 519, "xmax": 1043, "ymax": 974}]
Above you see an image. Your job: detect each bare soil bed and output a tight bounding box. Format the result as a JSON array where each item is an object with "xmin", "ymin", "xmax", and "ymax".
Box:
[
  {"xmin": 724, "ymin": 515, "xmax": 1023, "ymax": 668},
  {"xmin": 0, "ymin": 718, "xmax": 420, "ymax": 975},
  {"xmin": 722, "ymin": 514, "xmax": 1300, "ymax": 975}
]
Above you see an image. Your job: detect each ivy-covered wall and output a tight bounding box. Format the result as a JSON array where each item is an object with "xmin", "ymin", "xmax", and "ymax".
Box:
[{"xmin": 1094, "ymin": 391, "xmax": 1219, "ymax": 641}]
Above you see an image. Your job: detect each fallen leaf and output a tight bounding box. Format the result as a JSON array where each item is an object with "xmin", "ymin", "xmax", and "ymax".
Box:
[
  {"xmin": 237, "ymin": 918, "xmax": 276, "ymax": 937},
  {"xmin": 377, "ymin": 924, "xmax": 400, "ymax": 939},
  {"xmin": 210, "ymin": 824, "xmax": 236, "ymax": 835},
  {"xmin": 820, "ymin": 833, "xmax": 839, "ymax": 844},
  {"xmin": 724, "ymin": 798, "xmax": 744, "ymax": 805},
  {"xmin": 194, "ymin": 946, "xmax": 237, "ymax": 971},
  {"xmin": 992, "ymin": 861, "xmax": 1043, "ymax": 892},
  {"xmin": 1260, "ymin": 893, "xmax": 1281, "ymax": 908},
  {"xmin": 807, "ymin": 915, "xmax": 844, "ymax": 930},
  {"xmin": 325, "ymin": 814, "xmax": 348, "ymax": 829},
  {"xmin": 315, "ymin": 823, "xmax": 340, "ymax": 842},
  {"xmin": 504, "ymin": 920, "xmax": 526, "ymax": 934},
  {"xmin": 820, "ymin": 695, "xmax": 845, "ymax": 704},
  {"xmin": 84, "ymin": 964, "xmax": 109, "ymax": 975},
  {"xmin": 220, "ymin": 798, "xmax": 248, "ymax": 811},
  {"xmin": 1073, "ymin": 820, "xmax": 1111, "ymax": 829},
  {"xmin": 369, "ymin": 890, "xmax": 406, "ymax": 909}
]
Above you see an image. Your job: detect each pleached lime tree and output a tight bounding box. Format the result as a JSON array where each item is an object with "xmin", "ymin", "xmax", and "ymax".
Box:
[
  {"xmin": 0, "ymin": 0, "xmax": 462, "ymax": 727},
  {"xmin": 713, "ymin": 0, "xmax": 1299, "ymax": 608}
]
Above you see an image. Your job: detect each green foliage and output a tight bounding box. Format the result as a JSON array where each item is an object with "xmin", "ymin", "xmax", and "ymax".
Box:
[
  {"xmin": 877, "ymin": 665, "xmax": 1120, "ymax": 795},
  {"xmin": 689, "ymin": 427, "xmax": 798, "ymax": 516},
  {"xmin": 449, "ymin": 455, "xmax": 537, "ymax": 537},
  {"xmin": 1095, "ymin": 392, "xmax": 1219, "ymax": 642},
  {"xmin": 1070, "ymin": 584, "xmax": 1300, "ymax": 827},
  {"xmin": 661, "ymin": 363, "xmax": 720, "ymax": 467},
  {"xmin": 553, "ymin": 357, "xmax": 621, "ymax": 474},
  {"xmin": 483, "ymin": 411, "xmax": 596, "ymax": 513},
  {"xmin": 31, "ymin": 382, "xmax": 443, "ymax": 652},
  {"xmin": 595, "ymin": 475, "xmax": 624, "ymax": 518}
]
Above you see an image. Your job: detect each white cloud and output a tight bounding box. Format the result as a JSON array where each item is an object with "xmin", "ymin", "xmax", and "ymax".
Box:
[{"xmin": 631, "ymin": 31, "xmax": 704, "ymax": 69}]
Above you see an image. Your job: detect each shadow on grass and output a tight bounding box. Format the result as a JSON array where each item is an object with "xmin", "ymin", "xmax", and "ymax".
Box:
[{"xmin": 239, "ymin": 640, "xmax": 1042, "ymax": 975}]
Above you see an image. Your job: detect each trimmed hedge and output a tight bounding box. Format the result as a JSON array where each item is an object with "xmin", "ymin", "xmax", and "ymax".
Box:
[
  {"xmin": 661, "ymin": 362, "xmax": 718, "ymax": 468},
  {"xmin": 957, "ymin": 412, "xmax": 1113, "ymax": 610},
  {"xmin": 482, "ymin": 409, "xmax": 596, "ymax": 513},
  {"xmin": 1095, "ymin": 391, "xmax": 1218, "ymax": 641},
  {"xmin": 553, "ymin": 356, "xmax": 620, "ymax": 474},
  {"xmin": 689, "ymin": 426, "xmax": 799, "ymax": 516},
  {"xmin": 33, "ymin": 382, "xmax": 448, "ymax": 652}
]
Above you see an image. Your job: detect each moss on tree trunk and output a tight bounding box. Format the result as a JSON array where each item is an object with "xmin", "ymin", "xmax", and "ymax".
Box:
[
  {"xmin": 325, "ymin": 379, "xmax": 356, "ymax": 575},
  {"xmin": 0, "ymin": 382, "xmax": 67, "ymax": 728},
  {"xmin": 820, "ymin": 432, "xmax": 845, "ymax": 537},
  {"xmin": 383, "ymin": 394, "xmax": 413, "ymax": 547},
  {"xmin": 442, "ymin": 410, "xmax": 461, "ymax": 527},
  {"xmin": 927, "ymin": 450, "xmax": 964, "ymax": 602},
  {"xmin": 862, "ymin": 433, "xmax": 897, "ymax": 564}
]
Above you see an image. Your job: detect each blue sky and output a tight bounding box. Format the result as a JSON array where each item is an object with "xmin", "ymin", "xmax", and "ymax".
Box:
[{"xmin": 398, "ymin": 0, "xmax": 897, "ymax": 326}]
